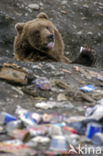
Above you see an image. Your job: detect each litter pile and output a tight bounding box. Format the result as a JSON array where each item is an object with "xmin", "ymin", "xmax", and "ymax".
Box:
[
  {"xmin": 0, "ymin": 63, "xmax": 103, "ymax": 155},
  {"xmin": 0, "ymin": 103, "xmax": 103, "ymax": 155}
]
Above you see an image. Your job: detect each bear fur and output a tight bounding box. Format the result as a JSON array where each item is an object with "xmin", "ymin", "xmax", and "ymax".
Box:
[
  {"xmin": 14, "ymin": 12, "xmax": 97, "ymax": 66},
  {"xmin": 14, "ymin": 12, "xmax": 71, "ymax": 63}
]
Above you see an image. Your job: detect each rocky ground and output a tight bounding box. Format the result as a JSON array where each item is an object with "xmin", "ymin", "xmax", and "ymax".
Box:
[{"xmin": 0, "ymin": 0, "xmax": 103, "ymax": 155}]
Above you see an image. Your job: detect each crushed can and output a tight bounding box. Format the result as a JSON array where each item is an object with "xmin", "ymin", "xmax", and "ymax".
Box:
[
  {"xmin": 28, "ymin": 125, "xmax": 48, "ymax": 137},
  {"xmin": 80, "ymin": 84, "xmax": 96, "ymax": 93},
  {"xmin": 42, "ymin": 113, "xmax": 52, "ymax": 123},
  {"xmin": 33, "ymin": 77, "xmax": 51, "ymax": 90},
  {"xmin": 86, "ymin": 123, "xmax": 102, "ymax": 139},
  {"xmin": 80, "ymin": 46, "xmax": 88, "ymax": 53},
  {"xmin": 20, "ymin": 112, "xmax": 41, "ymax": 127},
  {"xmin": 0, "ymin": 112, "xmax": 17, "ymax": 125},
  {"xmin": 49, "ymin": 135, "xmax": 67, "ymax": 151}
]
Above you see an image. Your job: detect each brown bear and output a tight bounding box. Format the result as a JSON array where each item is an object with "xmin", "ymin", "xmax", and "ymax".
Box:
[{"xmin": 14, "ymin": 12, "xmax": 97, "ymax": 66}]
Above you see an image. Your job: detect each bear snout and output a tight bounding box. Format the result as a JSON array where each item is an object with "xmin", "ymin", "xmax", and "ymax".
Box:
[{"xmin": 47, "ymin": 34, "xmax": 54, "ymax": 42}]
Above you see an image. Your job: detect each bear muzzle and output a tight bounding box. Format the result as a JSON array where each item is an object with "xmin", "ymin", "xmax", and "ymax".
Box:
[
  {"xmin": 48, "ymin": 34, "xmax": 54, "ymax": 42},
  {"xmin": 47, "ymin": 34, "xmax": 54, "ymax": 49}
]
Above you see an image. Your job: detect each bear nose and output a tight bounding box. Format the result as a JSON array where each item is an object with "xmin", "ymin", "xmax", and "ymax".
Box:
[{"xmin": 48, "ymin": 34, "xmax": 54, "ymax": 41}]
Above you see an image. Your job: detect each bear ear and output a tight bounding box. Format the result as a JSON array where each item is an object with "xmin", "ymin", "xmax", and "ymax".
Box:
[
  {"xmin": 15, "ymin": 23, "xmax": 25, "ymax": 34},
  {"xmin": 37, "ymin": 12, "xmax": 49, "ymax": 19}
]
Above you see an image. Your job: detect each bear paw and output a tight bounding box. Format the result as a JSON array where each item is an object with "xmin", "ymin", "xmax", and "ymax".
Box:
[{"xmin": 73, "ymin": 47, "xmax": 97, "ymax": 66}]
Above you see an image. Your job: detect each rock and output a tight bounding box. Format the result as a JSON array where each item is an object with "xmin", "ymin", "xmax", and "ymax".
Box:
[
  {"xmin": 60, "ymin": 10, "xmax": 67, "ymax": 14},
  {"xmin": 77, "ymin": 31, "xmax": 83, "ymax": 35},
  {"xmin": 28, "ymin": 4, "xmax": 40, "ymax": 10},
  {"xmin": 87, "ymin": 32, "xmax": 93, "ymax": 35},
  {"xmin": 83, "ymin": 4, "xmax": 89, "ymax": 8},
  {"xmin": 54, "ymin": 80, "xmax": 70, "ymax": 90},
  {"xmin": 57, "ymin": 93, "xmax": 68, "ymax": 101},
  {"xmin": 25, "ymin": 13, "xmax": 28, "ymax": 17},
  {"xmin": 66, "ymin": 90, "xmax": 95, "ymax": 103},
  {"xmin": 61, "ymin": 0, "xmax": 68, "ymax": 5},
  {"xmin": 39, "ymin": 3, "xmax": 43, "ymax": 7},
  {"xmin": 28, "ymin": 8, "xmax": 32, "ymax": 13}
]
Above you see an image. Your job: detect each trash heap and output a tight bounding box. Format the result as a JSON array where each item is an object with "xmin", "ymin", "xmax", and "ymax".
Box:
[
  {"xmin": 0, "ymin": 63, "xmax": 103, "ymax": 155},
  {"xmin": 0, "ymin": 102, "xmax": 103, "ymax": 155}
]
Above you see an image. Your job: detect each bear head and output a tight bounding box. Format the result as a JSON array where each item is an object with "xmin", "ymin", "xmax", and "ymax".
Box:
[{"xmin": 15, "ymin": 12, "xmax": 55, "ymax": 52}]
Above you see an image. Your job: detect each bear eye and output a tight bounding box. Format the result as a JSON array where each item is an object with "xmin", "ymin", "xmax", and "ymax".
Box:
[{"xmin": 46, "ymin": 26, "xmax": 49, "ymax": 30}]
